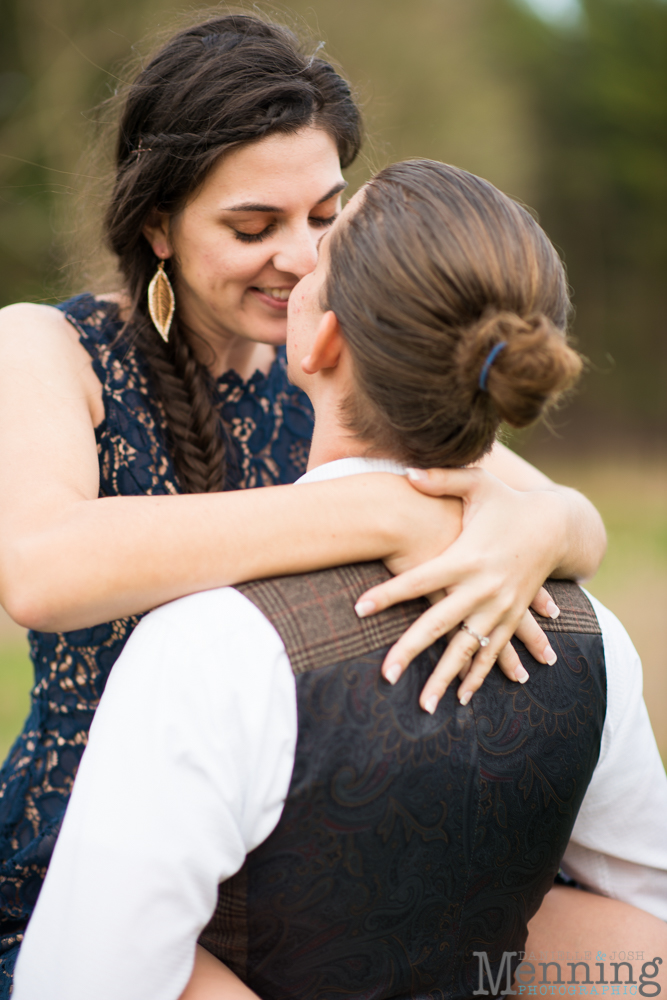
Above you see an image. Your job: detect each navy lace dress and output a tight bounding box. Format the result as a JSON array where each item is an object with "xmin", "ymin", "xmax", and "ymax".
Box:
[{"xmin": 0, "ymin": 294, "xmax": 314, "ymax": 994}]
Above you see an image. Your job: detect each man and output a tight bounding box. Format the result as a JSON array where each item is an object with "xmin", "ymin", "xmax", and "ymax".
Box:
[{"xmin": 14, "ymin": 210, "xmax": 667, "ymax": 999}]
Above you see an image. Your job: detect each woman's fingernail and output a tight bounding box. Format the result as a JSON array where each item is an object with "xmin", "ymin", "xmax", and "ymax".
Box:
[
  {"xmin": 544, "ymin": 646, "xmax": 558, "ymax": 666},
  {"xmin": 354, "ymin": 599, "xmax": 376, "ymax": 618},
  {"xmin": 424, "ymin": 694, "xmax": 438, "ymax": 714},
  {"xmin": 385, "ymin": 663, "xmax": 402, "ymax": 685},
  {"xmin": 407, "ymin": 468, "xmax": 427, "ymax": 481},
  {"xmin": 515, "ymin": 665, "xmax": 530, "ymax": 684},
  {"xmin": 459, "ymin": 691, "xmax": 472, "ymax": 707},
  {"xmin": 546, "ymin": 600, "xmax": 560, "ymax": 619}
]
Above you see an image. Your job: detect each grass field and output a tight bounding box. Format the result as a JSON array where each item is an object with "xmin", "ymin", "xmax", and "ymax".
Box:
[
  {"xmin": 539, "ymin": 457, "xmax": 667, "ymax": 764},
  {"xmin": 0, "ymin": 639, "xmax": 32, "ymax": 761},
  {"xmin": 1, "ymin": 457, "xmax": 665, "ymax": 764}
]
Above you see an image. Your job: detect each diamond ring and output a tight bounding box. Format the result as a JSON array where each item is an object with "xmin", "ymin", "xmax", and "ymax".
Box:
[{"xmin": 460, "ymin": 622, "xmax": 490, "ymax": 648}]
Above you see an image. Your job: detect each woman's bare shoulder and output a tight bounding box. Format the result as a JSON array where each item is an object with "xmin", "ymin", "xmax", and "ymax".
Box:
[
  {"xmin": 0, "ymin": 302, "xmax": 103, "ymax": 417},
  {"xmin": 0, "ymin": 290, "xmax": 131, "ymax": 344},
  {"xmin": 0, "ymin": 301, "xmax": 79, "ymax": 345}
]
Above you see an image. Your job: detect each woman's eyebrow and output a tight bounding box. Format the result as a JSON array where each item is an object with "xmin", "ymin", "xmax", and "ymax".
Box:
[
  {"xmin": 222, "ymin": 181, "xmax": 348, "ymax": 213},
  {"xmin": 314, "ymin": 181, "xmax": 348, "ymax": 205}
]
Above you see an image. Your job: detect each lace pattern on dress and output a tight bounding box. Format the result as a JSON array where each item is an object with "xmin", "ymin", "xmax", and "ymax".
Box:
[{"xmin": 0, "ymin": 293, "xmax": 314, "ymax": 994}]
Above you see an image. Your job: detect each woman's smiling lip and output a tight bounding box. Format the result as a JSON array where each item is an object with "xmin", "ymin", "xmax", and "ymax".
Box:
[{"xmin": 249, "ymin": 286, "xmax": 293, "ymax": 309}]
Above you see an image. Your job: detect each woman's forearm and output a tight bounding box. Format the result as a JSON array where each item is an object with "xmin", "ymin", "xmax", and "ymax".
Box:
[
  {"xmin": 543, "ymin": 484, "xmax": 606, "ymax": 581},
  {"xmin": 480, "ymin": 442, "xmax": 606, "ymax": 580},
  {"xmin": 1, "ymin": 475, "xmax": 460, "ymax": 632},
  {"xmin": 0, "ymin": 309, "xmax": 458, "ymax": 633}
]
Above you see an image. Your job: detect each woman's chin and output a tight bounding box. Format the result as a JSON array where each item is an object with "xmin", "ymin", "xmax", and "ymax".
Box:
[
  {"xmin": 243, "ymin": 319, "xmax": 288, "ymax": 348},
  {"xmin": 242, "ymin": 305, "xmax": 289, "ymax": 345}
]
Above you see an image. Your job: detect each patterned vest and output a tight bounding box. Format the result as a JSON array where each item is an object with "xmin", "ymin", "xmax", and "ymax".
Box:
[{"xmin": 199, "ymin": 563, "xmax": 606, "ymax": 1000}]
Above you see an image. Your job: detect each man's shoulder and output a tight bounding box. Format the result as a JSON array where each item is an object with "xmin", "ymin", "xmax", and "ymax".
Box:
[
  {"xmin": 582, "ymin": 589, "xmax": 635, "ymax": 648},
  {"xmin": 105, "ymin": 585, "xmax": 292, "ymax": 724},
  {"xmin": 235, "ymin": 562, "xmax": 428, "ymax": 676},
  {"xmin": 581, "ymin": 589, "xmax": 643, "ymax": 697},
  {"xmin": 530, "ymin": 579, "xmax": 602, "ymax": 635},
  {"xmin": 126, "ymin": 586, "xmax": 288, "ymax": 670},
  {"xmin": 140, "ymin": 585, "xmax": 265, "ymax": 631}
]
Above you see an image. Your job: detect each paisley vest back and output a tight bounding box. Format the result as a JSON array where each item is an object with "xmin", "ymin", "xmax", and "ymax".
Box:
[{"xmin": 200, "ymin": 563, "xmax": 606, "ymax": 1000}]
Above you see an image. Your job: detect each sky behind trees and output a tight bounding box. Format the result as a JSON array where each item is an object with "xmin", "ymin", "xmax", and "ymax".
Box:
[{"xmin": 521, "ymin": 0, "xmax": 582, "ymax": 24}]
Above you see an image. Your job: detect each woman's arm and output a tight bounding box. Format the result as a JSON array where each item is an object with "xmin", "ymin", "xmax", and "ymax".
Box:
[
  {"xmin": 0, "ymin": 304, "xmax": 460, "ymax": 632},
  {"xmin": 0, "ymin": 305, "xmax": 604, "ymax": 706},
  {"xmin": 479, "ymin": 440, "xmax": 606, "ymax": 580}
]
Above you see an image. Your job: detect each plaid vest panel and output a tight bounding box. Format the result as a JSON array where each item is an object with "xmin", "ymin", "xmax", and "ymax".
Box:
[{"xmin": 199, "ymin": 563, "xmax": 606, "ymax": 1000}]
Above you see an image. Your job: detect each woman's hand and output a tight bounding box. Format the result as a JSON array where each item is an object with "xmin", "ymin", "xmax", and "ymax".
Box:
[{"xmin": 357, "ymin": 466, "xmax": 588, "ymax": 713}]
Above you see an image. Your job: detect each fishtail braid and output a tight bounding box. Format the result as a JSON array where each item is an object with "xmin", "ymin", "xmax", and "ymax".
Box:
[{"xmin": 131, "ymin": 311, "xmax": 225, "ymax": 493}]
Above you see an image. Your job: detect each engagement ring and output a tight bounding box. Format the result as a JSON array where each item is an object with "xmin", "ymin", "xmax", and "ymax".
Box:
[{"xmin": 460, "ymin": 622, "xmax": 490, "ymax": 647}]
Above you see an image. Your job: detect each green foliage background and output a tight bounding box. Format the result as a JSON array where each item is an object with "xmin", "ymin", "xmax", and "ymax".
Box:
[{"xmin": 0, "ymin": 0, "xmax": 665, "ymax": 450}]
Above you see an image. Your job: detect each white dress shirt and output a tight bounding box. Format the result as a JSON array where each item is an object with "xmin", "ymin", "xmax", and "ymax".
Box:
[{"xmin": 13, "ymin": 458, "xmax": 667, "ymax": 1000}]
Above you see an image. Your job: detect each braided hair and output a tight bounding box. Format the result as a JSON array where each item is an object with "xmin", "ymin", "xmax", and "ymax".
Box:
[{"xmin": 105, "ymin": 15, "xmax": 362, "ymax": 492}]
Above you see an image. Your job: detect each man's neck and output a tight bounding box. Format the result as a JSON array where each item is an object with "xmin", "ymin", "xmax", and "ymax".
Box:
[
  {"xmin": 306, "ymin": 425, "xmax": 370, "ymax": 471},
  {"xmin": 305, "ymin": 387, "xmax": 399, "ymax": 472}
]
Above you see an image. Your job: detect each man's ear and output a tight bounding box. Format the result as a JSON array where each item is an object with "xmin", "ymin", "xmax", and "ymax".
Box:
[
  {"xmin": 301, "ymin": 310, "xmax": 344, "ymax": 375},
  {"xmin": 142, "ymin": 208, "xmax": 173, "ymax": 259}
]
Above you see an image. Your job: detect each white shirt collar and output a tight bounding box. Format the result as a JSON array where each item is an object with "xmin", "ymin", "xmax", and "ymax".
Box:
[{"xmin": 296, "ymin": 456, "xmax": 408, "ymax": 485}]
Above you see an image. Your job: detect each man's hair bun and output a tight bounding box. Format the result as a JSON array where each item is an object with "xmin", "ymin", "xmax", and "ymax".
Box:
[
  {"xmin": 463, "ymin": 310, "xmax": 583, "ymax": 429},
  {"xmin": 327, "ymin": 160, "xmax": 585, "ymax": 468}
]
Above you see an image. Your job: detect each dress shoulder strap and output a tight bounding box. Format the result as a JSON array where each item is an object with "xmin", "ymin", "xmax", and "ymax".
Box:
[{"xmin": 56, "ymin": 293, "xmax": 132, "ymax": 387}]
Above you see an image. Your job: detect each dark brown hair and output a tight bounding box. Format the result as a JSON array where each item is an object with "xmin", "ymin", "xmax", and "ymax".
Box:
[
  {"xmin": 325, "ymin": 160, "xmax": 582, "ymax": 468},
  {"xmin": 105, "ymin": 14, "xmax": 361, "ymax": 492}
]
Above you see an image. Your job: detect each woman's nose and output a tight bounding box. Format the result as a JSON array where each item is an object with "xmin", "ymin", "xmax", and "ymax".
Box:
[{"xmin": 271, "ymin": 221, "xmax": 320, "ymax": 278}]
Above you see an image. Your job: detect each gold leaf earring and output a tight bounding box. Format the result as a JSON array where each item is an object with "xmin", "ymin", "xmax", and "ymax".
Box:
[{"xmin": 147, "ymin": 260, "xmax": 175, "ymax": 342}]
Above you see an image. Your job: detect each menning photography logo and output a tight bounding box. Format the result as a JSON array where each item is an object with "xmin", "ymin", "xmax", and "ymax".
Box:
[{"xmin": 472, "ymin": 951, "xmax": 664, "ymax": 997}]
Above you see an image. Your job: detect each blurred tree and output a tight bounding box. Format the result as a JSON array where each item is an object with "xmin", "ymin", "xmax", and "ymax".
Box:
[
  {"xmin": 0, "ymin": 0, "xmax": 542, "ymax": 302},
  {"xmin": 499, "ymin": 0, "xmax": 667, "ymax": 441},
  {"xmin": 0, "ymin": 0, "xmax": 175, "ymax": 302},
  {"xmin": 0, "ymin": 0, "xmax": 664, "ymax": 445},
  {"xmin": 285, "ymin": 0, "xmax": 540, "ymax": 200},
  {"xmin": 1, "ymin": 0, "xmax": 97, "ymax": 300}
]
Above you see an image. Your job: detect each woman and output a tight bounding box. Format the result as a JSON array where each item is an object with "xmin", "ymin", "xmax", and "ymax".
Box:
[{"xmin": 0, "ymin": 14, "xmax": 605, "ymax": 993}]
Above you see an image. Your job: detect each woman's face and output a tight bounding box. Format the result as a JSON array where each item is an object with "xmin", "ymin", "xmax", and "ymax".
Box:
[{"xmin": 144, "ymin": 126, "xmax": 345, "ymax": 350}]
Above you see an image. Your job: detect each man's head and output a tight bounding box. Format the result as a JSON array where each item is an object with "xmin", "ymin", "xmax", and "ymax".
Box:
[{"xmin": 287, "ymin": 159, "xmax": 582, "ymax": 468}]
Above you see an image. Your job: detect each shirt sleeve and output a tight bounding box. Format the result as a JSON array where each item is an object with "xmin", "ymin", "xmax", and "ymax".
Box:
[
  {"xmin": 561, "ymin": 592, "xmax": 667, "ymax": 920},
  {"xmin": 13, "ymin": 587, "xmax": 298, "ymax": 1000}
]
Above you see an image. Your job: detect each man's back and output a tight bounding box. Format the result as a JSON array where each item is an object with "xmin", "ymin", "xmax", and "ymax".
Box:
[
  {"xmin": 200, "ymin": 562, "xmax": 606, "ymax": 999},
  {"xmin": 17, "ymin": 532, "xmax": 667, "ymax": 1000}
]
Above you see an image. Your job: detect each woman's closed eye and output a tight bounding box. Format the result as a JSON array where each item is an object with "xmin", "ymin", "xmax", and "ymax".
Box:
[
  {"xmin": 233, "ymin": 214, "xmax": 338, "ymax": 243},
  {"xmin": 309, "ymin": 213, "xmax": 338, "ymax": 229}
]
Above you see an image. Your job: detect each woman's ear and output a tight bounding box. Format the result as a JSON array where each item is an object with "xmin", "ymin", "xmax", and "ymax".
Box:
[
  {"xmin": 301, "ymin": 311, "xmax": 344, "ymax": 375},
  {"xmin": 142, "ymin": 209, "xmax": 173, "ymax": 259}
]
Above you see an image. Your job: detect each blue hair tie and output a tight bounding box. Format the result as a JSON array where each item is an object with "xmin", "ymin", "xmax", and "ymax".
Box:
[{"xmin": 478, "ymin": 341, "xmax": 507, "ymax": 391}]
